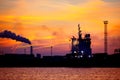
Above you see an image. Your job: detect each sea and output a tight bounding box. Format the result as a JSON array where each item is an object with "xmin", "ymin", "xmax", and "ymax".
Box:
[{"xmin": 0, "ymin": 68, "xmax": 120, "ymax": 80}]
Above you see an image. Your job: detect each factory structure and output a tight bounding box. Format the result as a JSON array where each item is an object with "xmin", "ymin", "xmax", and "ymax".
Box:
[
  {"xmin": 1, "ymin": 21, "xmax": 120, "ymax": 67},
  {"xmin": 70, "ymin": 24, "xmax": 92, "ymax": 58}
]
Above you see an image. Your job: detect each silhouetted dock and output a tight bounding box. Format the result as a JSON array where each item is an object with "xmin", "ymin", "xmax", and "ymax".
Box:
[{"xmin": 0, "ymin": 53, "xmax": 120, "ymax": 67}]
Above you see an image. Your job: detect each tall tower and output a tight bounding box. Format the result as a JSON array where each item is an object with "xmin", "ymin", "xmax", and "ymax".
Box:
[{"xmin": 104, "ymin": 21, "xmax": 108, "ymax": 54}]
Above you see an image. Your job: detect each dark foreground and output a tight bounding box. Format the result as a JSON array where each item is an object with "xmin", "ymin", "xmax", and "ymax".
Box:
[{"xmin": 0, "ymin": 53, "xmax": 120, "ymax": 67}]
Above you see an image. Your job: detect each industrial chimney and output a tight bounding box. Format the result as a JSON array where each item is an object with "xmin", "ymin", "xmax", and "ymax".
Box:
[
  {"xmin": 104, "ymin": 21, "xmax": 108, "ymax": 54},
  {"xmin": 30, "ymin": 46, "xmax": 33, "ymax": 55}
]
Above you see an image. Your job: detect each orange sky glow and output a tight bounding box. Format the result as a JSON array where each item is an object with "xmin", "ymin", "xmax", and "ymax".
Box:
[{"xmin": 0, "ymin": 0, "xmax": 120, "ymax": 56}]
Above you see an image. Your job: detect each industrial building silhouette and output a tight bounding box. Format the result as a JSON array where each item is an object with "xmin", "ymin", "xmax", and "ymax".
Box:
[
  {"xmin": 0, "ymin": 22, "xmax": 120, "ymax": 67},
  {"xmin": 71, "ymin": 24, "xmax": 92, "ymax": 58}
]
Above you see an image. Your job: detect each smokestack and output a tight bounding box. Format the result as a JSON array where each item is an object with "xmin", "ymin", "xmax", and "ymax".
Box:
[
  {"xmin": 30, "ymin": 46, "xmax": 33, "ymax": 55},
  {"xmin": 104, "ymin": 21, "xmax": 108, "ymax": 54}
]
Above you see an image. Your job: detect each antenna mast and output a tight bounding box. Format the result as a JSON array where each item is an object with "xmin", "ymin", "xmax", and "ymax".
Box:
[{"xmin": 78, "ymin": 24, "xmax": 82, "ymax": 40}]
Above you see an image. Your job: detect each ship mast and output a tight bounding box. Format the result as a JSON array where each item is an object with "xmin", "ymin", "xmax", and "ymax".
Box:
[{"xmin": 78, "ymin": 24, "xmax": 82, "ymax": 40}]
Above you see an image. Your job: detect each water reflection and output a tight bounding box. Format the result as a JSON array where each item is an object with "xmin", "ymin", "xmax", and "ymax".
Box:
[{"xmin": 0, "ymin": 68, "xmax": 120, "ymax": 80}]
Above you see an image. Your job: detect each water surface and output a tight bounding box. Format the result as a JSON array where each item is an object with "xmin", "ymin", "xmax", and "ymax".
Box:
[{"xmin": 0, "ymin": 68, "xmax": 120, "ymax": 80}]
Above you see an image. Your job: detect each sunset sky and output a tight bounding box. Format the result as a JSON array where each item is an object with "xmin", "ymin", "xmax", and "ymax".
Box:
[{"xmin": 0, "ymin": 0, "xmax": 120, "ymax": 56}]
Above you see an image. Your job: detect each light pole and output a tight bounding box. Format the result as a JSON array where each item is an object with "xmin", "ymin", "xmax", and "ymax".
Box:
[{"xmin": 104, "ymin": 21, "xmax": 108, "ymax": 54}]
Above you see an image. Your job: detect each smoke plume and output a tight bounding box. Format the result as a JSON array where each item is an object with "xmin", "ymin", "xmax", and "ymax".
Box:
[{"xmin": 0, "ymin": 30, "xmax": 31, "ymax": 44}]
